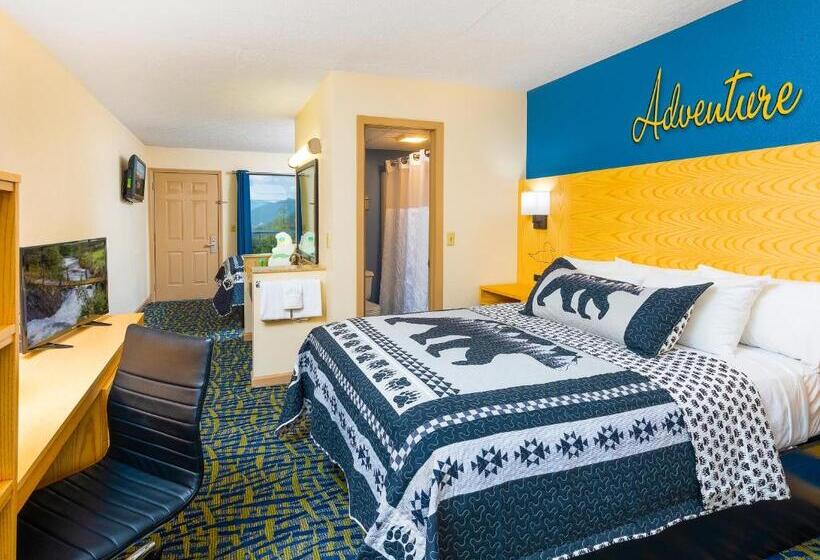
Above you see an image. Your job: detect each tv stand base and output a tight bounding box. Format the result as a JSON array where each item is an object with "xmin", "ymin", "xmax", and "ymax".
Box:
[{"xmin": 39, "ymin": 342, "xmax": 73, "ymax": 350}]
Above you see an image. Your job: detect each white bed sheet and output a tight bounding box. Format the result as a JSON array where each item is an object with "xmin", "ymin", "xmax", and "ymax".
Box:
[
  {"xmin": 724, "ymin": 345, "xmax": 819, "ymax": 450},
  {"xmin": 678, "ymin": 343, "xmax": 819, "ymax": 449}
]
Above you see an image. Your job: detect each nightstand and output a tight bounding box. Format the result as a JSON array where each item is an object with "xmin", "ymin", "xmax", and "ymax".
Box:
[{"xmin": 479, "ymin": 283, "xmax": 533, "ymax": 305}]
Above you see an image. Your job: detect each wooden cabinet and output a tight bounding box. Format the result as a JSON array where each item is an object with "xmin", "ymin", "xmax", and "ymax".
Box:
[
  {"xmin": 0, "ymin": 171, "xmax": 19, "ymax": 560},
  {"xmin": 241, "ymin": 253, "xmax": 273, "ymax": 342},
  {"xmin": 478, "ymin": 283, "xmax": 533, "ymax": 305}
]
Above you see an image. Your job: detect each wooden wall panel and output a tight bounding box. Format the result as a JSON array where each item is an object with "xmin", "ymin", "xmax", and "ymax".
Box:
[
  {"xmin": 519, "ymin": 141, "xmax": 820, "ymax": 284},
  {"xmin": 0, "ymin": 498, "xmax": 14, "ymax": 560},
  {"xmin": 517, "ymin": 177, "xmax": 566, "ymax": 287},
  {"xmin": 0, "ymin": 172, "xmax": 19, "ymax": 560}
]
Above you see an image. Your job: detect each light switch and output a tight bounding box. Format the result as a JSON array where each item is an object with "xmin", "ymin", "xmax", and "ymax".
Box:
[
  {"xmin": 446, "ymin": 232, "xmax": 456, "ymax": 246},
  {"xmin": 230, "ymin": 224, "xmax": 236, "ymax": 232}
]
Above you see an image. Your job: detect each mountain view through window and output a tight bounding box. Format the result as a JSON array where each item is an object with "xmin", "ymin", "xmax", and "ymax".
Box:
[{"xmin": 249, "ymin": 173, "xmax": 296, "ymax": 254}]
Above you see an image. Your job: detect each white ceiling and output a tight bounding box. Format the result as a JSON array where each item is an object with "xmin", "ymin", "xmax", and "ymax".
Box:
[{"xmin": 0, "ymin": 0, "xmax": 737, "ymax": 153}]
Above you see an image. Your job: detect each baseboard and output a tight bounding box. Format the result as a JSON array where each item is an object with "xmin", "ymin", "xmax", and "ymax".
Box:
[
  {"xmin": 251, "ymin": 371, "xmax": 291, "ymax": 387},
  {"xmin": 243, "ymin": 331, "xmax": 253, "ymax": 342}
]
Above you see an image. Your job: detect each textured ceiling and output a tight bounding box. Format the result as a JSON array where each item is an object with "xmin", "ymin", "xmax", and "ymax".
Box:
[
  {"xmin": 365, "ymin": 127, "xmax": 431, "ymax": 151},
  {"xmin": 0, "ymin": 0, "xmax": 737, "ymax": 153}
]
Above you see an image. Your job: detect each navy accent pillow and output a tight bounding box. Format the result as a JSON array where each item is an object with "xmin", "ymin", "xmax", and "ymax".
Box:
[{"xmin": 524, "ymin": 257, "xmax": 711, "ymax": 358}]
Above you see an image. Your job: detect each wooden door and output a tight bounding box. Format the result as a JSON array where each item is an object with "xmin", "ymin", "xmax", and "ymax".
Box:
[{"xmin": 152, "ymin": 171, "xmax": 221, "ymax": 301}]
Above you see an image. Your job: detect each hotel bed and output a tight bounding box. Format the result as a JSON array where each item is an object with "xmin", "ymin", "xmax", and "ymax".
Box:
[{"xmin": 276, "ymin": 299, "xmax": 810, "ymax": 560}]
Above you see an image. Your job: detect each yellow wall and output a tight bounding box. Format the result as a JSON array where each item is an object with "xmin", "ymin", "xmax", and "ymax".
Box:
[
  {"xmin": 294, "ymin": 77, "xmax": 333, "ymax": 302},
  {"xmin": 518, "ymin": 141, "xmax": 820, "ymax": 284},
  {"xmin": 296, "ymin": 72, "xmax": 526, "ymax": 319},
  {"xmin": 0, "ymin": 11, "xmax": 149, "ymax": 312},
  {"xmin": 145, "ymin": 146, "xmax": 291, "ymax": 257}
]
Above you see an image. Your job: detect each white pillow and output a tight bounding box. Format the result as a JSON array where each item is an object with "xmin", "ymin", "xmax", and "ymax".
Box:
[
  {"xmin": 639, "ymin": 267, "xmax": 767, "ymax": 357},
  {"xmin": 566, "ymin": 257, "xmax": 645, "ymax": 284},
  {"xmin": 698, "ymin": 265, "xmax": 820, "ymax": 367}
]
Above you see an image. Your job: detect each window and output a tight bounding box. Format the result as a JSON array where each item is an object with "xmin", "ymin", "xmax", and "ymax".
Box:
[{"xmin": 248, "ymin": 173, "xmax": 296, "ymax": 254}]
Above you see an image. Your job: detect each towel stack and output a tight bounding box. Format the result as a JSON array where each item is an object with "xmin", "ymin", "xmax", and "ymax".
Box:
[{"xmin": 282, "ymin": 281, "xmax": 303, "ymax": 310}]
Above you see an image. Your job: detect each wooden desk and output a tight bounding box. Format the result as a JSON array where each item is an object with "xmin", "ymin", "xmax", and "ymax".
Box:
[
  {"xmin": 479, "ymin": 283, "xmax": 533, "ymax": 305},
  {"xmin": 17, "ymin": 313, "xmax": 143, "ymax": 509}
]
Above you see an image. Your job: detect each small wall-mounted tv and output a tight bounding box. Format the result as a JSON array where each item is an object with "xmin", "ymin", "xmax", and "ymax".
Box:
[
  {"xmin": 20, "ymin": 238, "xmax": 109, "ymax": 352},
  {"xmin": 123, "ymin": 154, "xmax": 146, "ymax": 202}
]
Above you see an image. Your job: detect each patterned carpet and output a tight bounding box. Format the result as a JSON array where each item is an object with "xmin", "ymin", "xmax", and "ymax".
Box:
[
  {"xmin": 770, "ymin": 541, "xmax": 820, "ymax": 560},
  {"xmin": 136, "ymin": 300, "xmax": 818, "ymax": 559},
  {"xmin": 140, "ymin": 300, "xmax": 361, "ymax": 559}
]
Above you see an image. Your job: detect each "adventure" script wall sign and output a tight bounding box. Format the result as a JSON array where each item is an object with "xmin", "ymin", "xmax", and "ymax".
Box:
[{"xmin": 631, "ymin": 68, "xmax": 803, "ymax": 143}]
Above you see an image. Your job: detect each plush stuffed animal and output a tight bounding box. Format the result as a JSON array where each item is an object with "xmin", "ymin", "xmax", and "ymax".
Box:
[
  {"xmin": 267, "ymin": 232, "xmax": 296, "ymax": 267},
  {"xmin": 298, "ymin": 231, "xmax": 316, "ymax": 259}
]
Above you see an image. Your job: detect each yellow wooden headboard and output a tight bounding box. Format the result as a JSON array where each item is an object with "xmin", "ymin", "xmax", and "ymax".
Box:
[{"xmin": 518, "ymin": 141, "xmax": 820, "ymax": 284}]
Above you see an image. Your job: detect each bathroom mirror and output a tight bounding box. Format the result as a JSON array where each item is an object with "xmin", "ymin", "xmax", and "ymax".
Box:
[{"xmin": 295, "ymin": 159, "xmax": 319, "ymax": 263}]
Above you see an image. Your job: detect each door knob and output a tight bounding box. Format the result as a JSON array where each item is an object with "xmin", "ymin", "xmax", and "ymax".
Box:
[{"xmin": 205, "ymin": 235, "xmax": 217, "ymax": 253}]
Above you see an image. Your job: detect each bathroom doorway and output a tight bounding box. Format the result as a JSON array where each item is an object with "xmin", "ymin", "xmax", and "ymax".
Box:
[{"xmin": 356, "ymin": 116, "xmax": 443, "ymax": 317}]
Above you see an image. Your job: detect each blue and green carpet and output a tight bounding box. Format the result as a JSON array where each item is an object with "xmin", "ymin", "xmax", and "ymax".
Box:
[
  {"xmin": 141, "ymin": 300, "xmax": 359, "ymax": 559},
  {"xmin": 138, "ymin": 300, "xmax": 818, "ymax": 559}
]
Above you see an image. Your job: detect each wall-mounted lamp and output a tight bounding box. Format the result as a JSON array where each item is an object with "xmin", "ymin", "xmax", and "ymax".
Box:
[
  {"xmin": 521, "ymin": 190, "xmax": 550, "ymax": 229},
  {"xmin": 288, "ymin": 137, "xmax": 322, "ymax": 169}
]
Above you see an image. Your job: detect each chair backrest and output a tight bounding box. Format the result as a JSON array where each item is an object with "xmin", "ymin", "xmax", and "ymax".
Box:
[{"xmin": 106, "ymin": 324, "xmax": 213, "ymax": 489}]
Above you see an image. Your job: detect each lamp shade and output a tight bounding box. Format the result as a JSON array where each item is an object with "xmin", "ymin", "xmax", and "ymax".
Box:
[
  {"xmin": 288, "ymin": 137, "xmax": 322, "ymax": 168},
  {"xmin": 521, "ymin": 190, "xmax": 550, "ymax": 216}
]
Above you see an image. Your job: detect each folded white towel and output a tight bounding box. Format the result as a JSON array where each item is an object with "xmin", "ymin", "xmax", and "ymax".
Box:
[
  {"xmin": 259, "ymin": 281, "xmax": 291, "ymax": 321},
  {"xmin": 291, "ymin": 278, "xmax": 323, "ymax": 319},
  {"xmin": 282, "ymin": 280, "xmax": 303, "ymax": 310}
]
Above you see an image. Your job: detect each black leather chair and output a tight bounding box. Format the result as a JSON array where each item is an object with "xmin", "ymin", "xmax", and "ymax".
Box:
[{"xmin": 18, "ymin": 325, "xmax": 213, "ymax": 560}]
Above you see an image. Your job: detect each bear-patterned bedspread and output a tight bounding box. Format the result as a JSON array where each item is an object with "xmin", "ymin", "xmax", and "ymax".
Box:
[{"xmin": 275, "ymin": 304, "xmax": 788, "ymax": 560}]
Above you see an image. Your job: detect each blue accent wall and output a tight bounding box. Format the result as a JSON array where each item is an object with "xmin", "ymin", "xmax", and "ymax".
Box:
[{"xmin": 526, "ymin": 0, "xmax": 820, "ymax": 178}]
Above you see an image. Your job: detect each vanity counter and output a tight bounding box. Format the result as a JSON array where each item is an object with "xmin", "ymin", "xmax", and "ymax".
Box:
[{"xmin": 250, "ymin": 263, "xmax": 325, "ymax": 274}]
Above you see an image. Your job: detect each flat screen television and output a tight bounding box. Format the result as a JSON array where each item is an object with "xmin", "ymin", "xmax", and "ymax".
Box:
[
  {"xmin": 123, "ymin": 154, "xmax": 146, "ymax": 202},
  {"xmin": 20, "ymin": 238, "xmax": 109, "ymax": 352}
]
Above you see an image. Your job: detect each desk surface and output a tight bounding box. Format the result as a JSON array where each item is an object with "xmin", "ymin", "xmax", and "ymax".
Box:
[{"xmin": 18, "ymin": 313, "xmax": 142, "ymax": 491}]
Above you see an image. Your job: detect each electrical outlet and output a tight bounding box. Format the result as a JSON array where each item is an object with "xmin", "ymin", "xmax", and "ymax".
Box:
[
  {"xmin": 446, "ymin": 232, "xmax": 456, "ymax": 246},
  {"xmin": 230, "ymin": 224, "xmax": 236, "ymax": 233}
]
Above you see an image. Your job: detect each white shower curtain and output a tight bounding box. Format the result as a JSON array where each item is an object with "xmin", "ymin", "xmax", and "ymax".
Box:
[{"xmin": 380, "ymin": 150, "xmax": 429, "ymax": 315}]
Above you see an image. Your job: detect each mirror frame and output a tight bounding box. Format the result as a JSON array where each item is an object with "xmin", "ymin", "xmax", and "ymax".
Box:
[{"xmin": 295, "ymin": 159, "xmax": 319, "ymax": 264}]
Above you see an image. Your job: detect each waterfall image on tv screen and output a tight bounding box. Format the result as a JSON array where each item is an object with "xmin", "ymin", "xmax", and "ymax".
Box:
[{"xmin": 20, "ymin": 238, "xmax": 109, "ymax": 351}]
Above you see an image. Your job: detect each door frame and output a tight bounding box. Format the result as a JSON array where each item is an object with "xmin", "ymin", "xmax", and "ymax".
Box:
[
  {"xmin": 356, "ymin": 116, "xmax": 444, "ymax": 316},
  {"xmin": 148, "ymin": 168, "xmax": 224, "ymax": 302}
]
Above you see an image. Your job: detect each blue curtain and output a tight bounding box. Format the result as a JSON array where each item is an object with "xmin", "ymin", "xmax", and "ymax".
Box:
[{"xmin": 236, "ymin": 170, "xmax": 252, "ymax": 255}]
